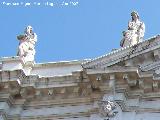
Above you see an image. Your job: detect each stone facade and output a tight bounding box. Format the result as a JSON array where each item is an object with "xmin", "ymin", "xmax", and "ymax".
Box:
[
  {"xmin": 1, "ymin": 12, "xmax": 160, "ymax": 120},
  {"xmin": 1, "ymin": 35, "xmax": 160, "ymax": 120}
]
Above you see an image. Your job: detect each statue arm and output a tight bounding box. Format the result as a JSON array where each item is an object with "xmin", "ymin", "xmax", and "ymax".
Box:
[
  {"xmin": 128, "ymin": 21, "xmax": 132, "ymax": 30},
  {"xmin": 29, "ymin": 33, "xmax": 37, "ymax": 44},
  {"xmin": 34, "ymin": 33, "xmax": 37, "ymax": 42},
  {"xmin": 138, "ymin": 22, "xmax": 145, "ymax": 38}
]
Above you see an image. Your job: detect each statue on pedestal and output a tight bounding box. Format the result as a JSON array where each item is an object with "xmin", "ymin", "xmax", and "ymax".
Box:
[
  {"xmin": 17, "ymin": 26, "xmax": 37, "ymax": 62},
  {"xmin": 120, "ymin": 11, "xmax": 145, "ymax": 47}
]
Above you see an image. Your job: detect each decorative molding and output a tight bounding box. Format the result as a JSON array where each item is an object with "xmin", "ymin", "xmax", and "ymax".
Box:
[
  {"xmin": 82, "ymin": 35, "xmax": 160, "ymax": 69},
  {"xmin": 123, "ymin": 74, "xmax": 137, "ymax": 87},
  {"xmin": 139, "ymin": 61, "xmax": 160, "ymax": 72}
]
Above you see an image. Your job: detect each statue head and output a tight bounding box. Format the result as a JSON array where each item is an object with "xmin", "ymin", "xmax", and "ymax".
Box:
[
  {"xmin": 131, "ymin": 11, "xmax": 139, "ymax": 21},
  {"xmin": 25, "ymin": 26, "xmax": 33, "ymax": 35}
]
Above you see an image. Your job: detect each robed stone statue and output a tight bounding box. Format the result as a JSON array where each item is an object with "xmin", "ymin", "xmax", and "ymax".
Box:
[
  {"xmin": 17, "ymin": 26, "xmax": 37, "ymax": 62},
  {"xmin": 120, "ymin": 11, "xmax": 145, "ymax": 47}
]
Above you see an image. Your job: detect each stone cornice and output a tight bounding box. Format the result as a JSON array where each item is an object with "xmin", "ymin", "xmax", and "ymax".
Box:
[
  {"xmin": 82, "ymin": 35, "xmax": 160, "ymax": 69},
  {"xmin": 85, "ymin": 66, "xmax": 138, "ymax": 75},
  {"xmin": 33, "ymin": 60, "xmax": 88, "ymax": 68},
  {"xmin": 0, "ymin": 56, "xmax": 20, "ymax": 62},
  {"xmin": 139, "ymin": 61, "xmax": 160, "ymax": 72}
]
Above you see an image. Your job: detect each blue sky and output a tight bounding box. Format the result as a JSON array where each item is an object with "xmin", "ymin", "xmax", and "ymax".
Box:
[{"xmin": 1, "ymin": 0, "xmax": 160, "ymax": 63}]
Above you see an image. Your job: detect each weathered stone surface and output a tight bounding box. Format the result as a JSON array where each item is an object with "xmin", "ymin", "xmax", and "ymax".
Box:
[{"xmin": 1, "ymin": 12, "xmax": 160, "ymax": 120}]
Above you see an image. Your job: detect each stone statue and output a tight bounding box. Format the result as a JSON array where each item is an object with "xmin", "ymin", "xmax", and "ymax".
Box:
[
  {"xmin": 17, "ymin": 26, "xmax": 37, "ymax": 62},
  {"xmin": 120, "ymin": 11, "xmax": 145, "ymax": 47}
]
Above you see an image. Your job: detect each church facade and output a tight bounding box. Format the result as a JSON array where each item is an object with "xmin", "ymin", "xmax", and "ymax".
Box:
[{"xmin": 0, "ymin": 12, "xmax": 160, "ymax": 120}]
